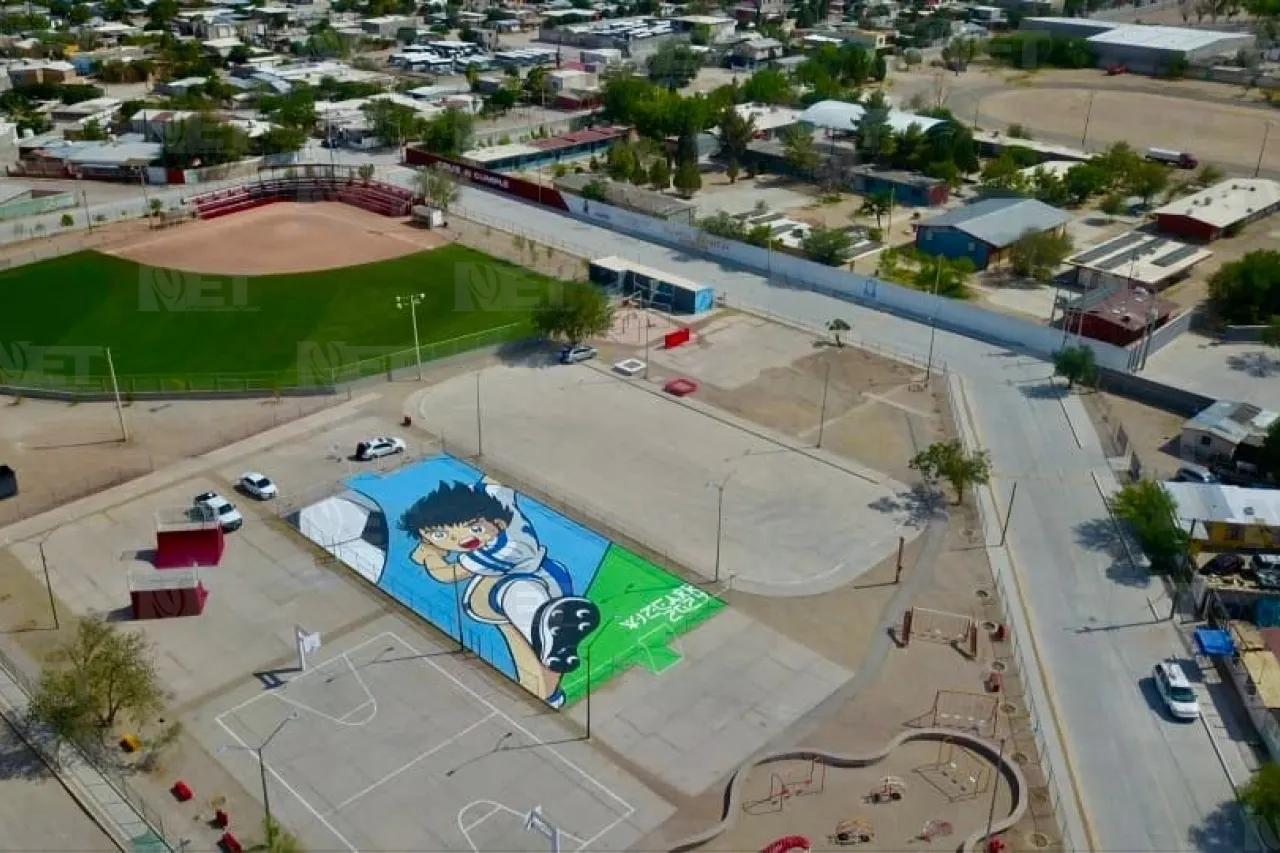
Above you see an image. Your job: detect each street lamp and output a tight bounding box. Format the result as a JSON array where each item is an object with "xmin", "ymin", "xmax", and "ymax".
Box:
[
  {"xmin": 1080, "ymin": 91, "xmax": 1096, "ymax": 151},
  {"xmin": 707, "ymin": 470, "xmax": 736, "ymax": 583},
  {"xmin": 394, "ymin": 293, "xmax": 426, "ymax": 381},
  {"xmin": 218, "ymin": 712, "xmax": 299, "ymax": 843}
]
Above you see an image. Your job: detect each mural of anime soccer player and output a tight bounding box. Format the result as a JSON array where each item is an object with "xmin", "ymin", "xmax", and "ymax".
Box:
[{"xmin": 398, "ymin": 477, "xmax": 601, "ymax": 707}]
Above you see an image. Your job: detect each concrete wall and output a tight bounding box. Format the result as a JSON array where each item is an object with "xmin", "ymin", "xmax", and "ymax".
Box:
[
  {"xmin": 1097, "ymin": 368, "xmax": 1214, "ymax": 416},
  {"xmin": 0, "ymin": 190, "xmax": 77, "ymax": 222},
  {"xmin": 1221, "ymin": 324, "xmax": 1268, "ymax": 343},
  {"xmin": 564, "ymin": 193, "xmax": 1137, "ymax": 371}
]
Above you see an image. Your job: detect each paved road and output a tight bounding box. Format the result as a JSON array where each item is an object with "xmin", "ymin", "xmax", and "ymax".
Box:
[{"xmin": 448, "ymin": 186, "xmax": 1256, "ymax": 853}]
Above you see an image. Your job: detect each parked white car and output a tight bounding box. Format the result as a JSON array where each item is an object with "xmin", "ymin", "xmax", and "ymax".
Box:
[
  {"xmin": 194, "ymin": 491, "xmax": 244, "ymax": 532},
  {"xmin": 238, "ymin": 472, "xmax": 278, "ymax": 501},
  {"xmin": 355, "ymin": 437, "xmax": 406, "ymax": 461},
  {"xmin": 1152, "ymin": 661, "xmax": 1200, "ymax": 721}
]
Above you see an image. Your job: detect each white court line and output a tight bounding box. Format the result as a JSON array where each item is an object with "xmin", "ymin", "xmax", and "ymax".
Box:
[
  {"xmin": 386, "ymin": 631, "xmax": 636, "ymax": 836},
  {"xmin": 328, "ymin": 711, "xmax": 498, "ymax": 813},
  {"xmin": 215, "ymin": 715, "xmax": 358, "ymax": 853},
  {"xmin": 270, "ymin": 654, "xmax": 378, "ymax": 727},
  {"xmin": 458, "ymin": 801, "xmax": 502, "ymax": 834},
  {"xmin": 215, "ymin": 631, "xmax": 397, "ymax": 724}
]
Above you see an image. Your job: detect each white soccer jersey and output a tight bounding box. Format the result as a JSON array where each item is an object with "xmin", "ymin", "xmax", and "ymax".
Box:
[{"xmin": 456, "ymin": 482, "xmax": 547, "ymax": 577}]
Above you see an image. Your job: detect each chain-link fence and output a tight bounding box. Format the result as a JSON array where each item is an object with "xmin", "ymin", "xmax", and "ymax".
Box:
[
  {"xmin": 0, "ymin": 643, "xmax": 175, "ymax": 852},
  {"xmin": 0, "ymin": 324, "xmax": 527, "ymax": 402}
]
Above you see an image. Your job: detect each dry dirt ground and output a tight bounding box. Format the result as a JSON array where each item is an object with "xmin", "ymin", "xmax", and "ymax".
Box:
[
  {"xmin": 0, "ymin": 395, "xmax": 345, "ymax": 528},
  {"xmin": 103, "ymin": 202, "xmax": 447, "ymax": 275}
]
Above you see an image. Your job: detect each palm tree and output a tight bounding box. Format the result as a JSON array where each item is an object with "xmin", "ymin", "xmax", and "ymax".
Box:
[
  {"xmin": 827, "ymin": 318, "xmax": 851, "ymax": 348},
  {"xmin": 858, "ymin": 191, "xmax": 892, "ymax": 228}
]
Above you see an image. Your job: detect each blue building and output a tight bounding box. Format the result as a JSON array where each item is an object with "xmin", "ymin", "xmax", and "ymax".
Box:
[{"xmin": 912, "ymin": 197, "xmax": 1072, "ymax": 269}]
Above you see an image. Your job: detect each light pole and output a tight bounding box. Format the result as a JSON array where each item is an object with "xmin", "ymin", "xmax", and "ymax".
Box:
[
  {"xmin": 35, "ymin": 534, "xmax": 59, "ymax": 630},
  {"xmin": 984, "ymin": 737, "xmax": 1007, "ymax": 844},
  {"xmin": 925, "ymin": 258, "xmax": 941, "ymax": 384},
  {"xmin": 1080, "ymin": 91, "xmax": 1096, "ymax": 150},
  {"xmin": 394, "ymin": 293, "xmax": 426, "ymax": 381},
  {"xmin": 1255, "ymin": 121, "xmax": 1272, "ymax": 178},
  {"xmin": 218, "ymin": 712, "xmax": 299, "ymax": 843},
  {"xmin": 707, "ymin": 471, "xmax": 736, "ymax": 583},
  {"xmin": 816, "ymin": 357, "xmax": 832, "ymax": 449}
]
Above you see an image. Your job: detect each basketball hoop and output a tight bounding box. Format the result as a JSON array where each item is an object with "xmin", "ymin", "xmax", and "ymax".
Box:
[{"xmin": 525, "ymin": 805, "xmax": 562, "ymax": 853}]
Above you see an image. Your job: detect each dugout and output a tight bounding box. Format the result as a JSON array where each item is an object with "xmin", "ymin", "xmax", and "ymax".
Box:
[
  {"xmin": 0, "ymin": 464, "xmax": 15, "ymax": 500},
  {"xmin": 588, "ymin": 257, "xmax": 715, "ymax": 314}
]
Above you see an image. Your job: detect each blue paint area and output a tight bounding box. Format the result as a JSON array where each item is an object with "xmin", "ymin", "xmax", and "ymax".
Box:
[{"xmin": 345, "ymin": 454, "xmax": 610, "ymax": 685}]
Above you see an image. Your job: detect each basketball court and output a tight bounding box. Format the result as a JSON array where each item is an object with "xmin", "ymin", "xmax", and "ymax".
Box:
[{"xmin": 213, "ymin": 628, "xmax": 647, "ymax": 853}]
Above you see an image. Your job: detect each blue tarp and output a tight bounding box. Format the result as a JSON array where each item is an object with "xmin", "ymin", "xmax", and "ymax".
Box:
[
  {"xmin": 1257, "ymin": 598, "xmax": 1280, "ymax": 629},
  {"xmin": 1195, "ymin": 627, "xmax": 1237, "ymax": 657}
]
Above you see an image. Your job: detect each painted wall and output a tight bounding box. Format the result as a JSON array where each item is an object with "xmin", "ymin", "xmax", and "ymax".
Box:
[
  {"xmin": 915, "ymin": 225, "xmax": 992, "ymax": 268},
  {"xmin": 0, "ymin": 191, "xmax": 77, "ymax": 221},
  {"xmin": 297, "ymin": 454, "xmax": 723, "ymax": 709}
]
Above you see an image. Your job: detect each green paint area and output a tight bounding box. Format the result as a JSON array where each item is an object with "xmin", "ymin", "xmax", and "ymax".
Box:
[
  {"xmin": 560, "ymin": 545, "xmax": 724, "ymax": 706},
  {"xmin": 0, "ymin": 247, "xmax": 551, "ymax": 388},
  {"xmin": 129, "ymin": 831, "xmax": 168, "ymax": 853}
]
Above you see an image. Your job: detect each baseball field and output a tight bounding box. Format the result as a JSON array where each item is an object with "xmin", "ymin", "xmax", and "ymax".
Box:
[{"xmin": 0, "ymin": 245, "xmax": 552, "ymax": 390}]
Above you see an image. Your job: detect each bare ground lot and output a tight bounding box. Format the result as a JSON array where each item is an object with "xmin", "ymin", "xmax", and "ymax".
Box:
[{"xmin": 104, "ymin": 202, "xmax": 447, "ymax": 275}]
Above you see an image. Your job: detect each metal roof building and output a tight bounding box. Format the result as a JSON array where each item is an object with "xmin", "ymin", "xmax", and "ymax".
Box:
[
  {"xmin": 799, "ymin": 100, "xmax": 944, "ymax": 136},
  {"xmin": 1182, "ymin": 400, "xmax": 1278, "ymax": 462},
  {"xmin": 1153, "ymin": 179, "xmax": 1280, "ymax": 241},
  {"xmin": 1162, "ymin": 481, "xmax": 1280, "ymax": 537},
  {"xmin": 1019, "ymin": 18, "xmax": 1255, "ymax": 74},
  {"xmin": 913, "ymin": 197, "xmax": 1072, "ymax": 270},
  {"xmin": 1065, "ymin": 229, "xmax": 1211, "ymax": 291}
]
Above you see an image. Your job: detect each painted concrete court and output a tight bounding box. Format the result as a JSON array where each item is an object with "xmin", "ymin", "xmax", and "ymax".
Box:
[
  {"xmin": 411, "ymin": 362, "xmax": 921, "ymax": 596},
  {"xmin": 212, "ymin": 626, "xmax": 671, "ymax": 853}
]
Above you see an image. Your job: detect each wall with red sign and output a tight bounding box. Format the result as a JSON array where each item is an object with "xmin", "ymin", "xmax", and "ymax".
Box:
[{"xmin": 404, "ymin": 148, "xmax": 571, "ymax": 211}]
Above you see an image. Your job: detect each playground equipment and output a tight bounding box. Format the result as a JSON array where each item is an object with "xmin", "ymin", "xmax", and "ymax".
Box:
[
  {"xmin": 926, "ymin": 689, "xmax": 999, "ymax": 736},
  {"xmin": 867, "ymin": 776, "xmax": 906, "ymax": 804},
  {"xmin": 761, "ymin": 836, "xmax": 810, "ymax": 853},
  {"xmin": 916, "ymin": 820, "xmax": 953, "ymax": 843},
  {"xmin": 917, "ymin": 739, "xmax": 991, "ymax": 802},
  {"xmin": 902, "ymin": 607, "xmax": 978, "ymax": 654},
  {"xmin": 743, "ymin": 759, "xmax": 827, "ymax": 814},
  {"xmin": 829, "ymin": 818, "xmax": 875, "ymax": 846}
]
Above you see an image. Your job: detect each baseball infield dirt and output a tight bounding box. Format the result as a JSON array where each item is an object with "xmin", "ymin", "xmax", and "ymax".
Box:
[{"xmin": 104, "ymin": 201, "xmax": 448, "ymax": 275}]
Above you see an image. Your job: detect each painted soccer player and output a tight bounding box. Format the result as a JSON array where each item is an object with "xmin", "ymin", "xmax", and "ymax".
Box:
[{"xmin": 399, "ymin": 477, "xmax": 600, "ymax": 707}]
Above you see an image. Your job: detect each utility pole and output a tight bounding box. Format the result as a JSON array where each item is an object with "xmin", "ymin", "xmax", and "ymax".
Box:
[
  {"xmin": 999, "ymin": 482, "xmax": 1017, "ymax": 547},
  {"xmin": 81, "ymin": 190, "xmax": 93, "ymax": 233},
  {"xmin": 925, "ymin": 258, "xmax": 941, "ymax": 383},
  {"xmin": 709, "ymin": 472, "xmax": 734, "ymax": 583},
  {"xmin": 475, "ymin": 371, "xmax": 483, "ymax": 457},
  {"xmin": 1081, "ymin": 91, "xmax": 1096, "ymax": 150},
  {"xmin": 1255, "ymin": 121, "xmax": 1272, "ymax": 178},
  {"xmin": 816, "ymin": 357, "xmax": 831, "ymax": 449},
  {"xmin": 218, "ymin": 713, "xmax": 298, "ymax": 844},
  {"xmin": 394, "ymin": 292, "xmax": 426, "ymax": 381},
  {"xmin": 36, "ymin": 538, "xmax": 59, "ymax": 630},
  {"xmin": 984, "ymin": 738, "xmax": 1007, "ymax": 844},
  {"xmin": 105, "ymin": 347, "xmax": 128, "ymax": 442}
]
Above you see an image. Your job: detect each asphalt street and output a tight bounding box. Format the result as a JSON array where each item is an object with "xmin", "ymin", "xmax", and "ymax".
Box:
[{"xmin": 447, "ymin": 186, "xmax": 1256, "ymax": 853}]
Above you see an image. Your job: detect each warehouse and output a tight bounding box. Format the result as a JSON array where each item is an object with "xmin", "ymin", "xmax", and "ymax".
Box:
[
  {"xmin": 1153, "ymin": 178, "xmax": 1280, "ymax": 242},
  {"xmin": 1019, "ymin": 18, "xmax": 1255, "ymax": 74}
]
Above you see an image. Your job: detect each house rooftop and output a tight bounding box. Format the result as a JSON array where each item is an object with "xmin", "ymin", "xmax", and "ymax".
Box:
[
  {"xmin": 1185, "ymin": 399, "xmax": 1279, "ymax": 446},
  {"xmin": 1153, "ymin": 179, "xmax": 1280, "ymax": 230},
  {"xmin": 1162, "ymin": 481, "xmax": 1280, "ymax": 530},
  {"xmin": 1068, "ymin": 286, "xmax": 1176, "ymax": 332},
  {"xmin": 916, "ymin": 197, "xmax": 1072, "ymax": 249},
  {"xmin": 800, "ymin": 99, "xmax": 944, "ymax": 135},
  {"xmin": 1065, "ymin": 229, "xmax": 1212, "ymax": 288}
]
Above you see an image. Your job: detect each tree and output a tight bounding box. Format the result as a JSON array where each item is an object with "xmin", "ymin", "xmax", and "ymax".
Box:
[
  {"xmin": 358, "ymin": 163, "xmax": 376, "ymax": 181},
  {"xmin": 1242, "ymin": 762, "xmax": 1280, "ymax": 841},
  {"xmin": 742, "ymin": 68, "xmax": 794, "ymax": 105},
  {"xmin": 227, "ymin": 44, "xmax": 251, "ymax": 65},
  {"xmin": 909, "ymin": 439, "xmax": 992, "ymax": 504},
  {"xmin": 717, "ymin": 107, "xmax": 755, "ymax": 165},
  {"xmin": 1064, "ymin": 162, "xmax": 1109, "ymax": 205},
  {"xmin": 857, "ymin": 191, "xmax": 892, "ymax": 227},
  {"xmin": 725, "ymin": 161, "xmax": 740, "ymax": 184},
  {"xmin": 531, "ymin": 280, "xmax": 614, "ymax": 343},
  {"xmin": 606, "ymin": 143, "xmax": 637, "ymax": 182},
  {"xmin": 160, "ymin": 115, "xmax": 249, "ymax": 169},
  {"xmin": 1009, "ymin": 228, "xmax": 1074, "ymax": 282},
  {"xmin": 486, "ymin": 87, "xmax": 517, "ymax": 114},
  {"xmin": 649, "ymin": 158, "xmax": 670, "ymax": 190},
  {"xmin": 256, "ymin": 126, "xmax": 307, "ymax": 156},
  {"xmin": 647, "ymin": 43, "xmax": 701, "ymax": 89},
  {"xmin": 1126, "ymin": 160, "xmax": 1170, "ymax": 206},
  {"xmin": 361, "ymin": 100, "xmax": 421, "ymax": 146},
  {"xmin": 1208, "ymin": 251, "xmax": 1280, "ymax": 324},
  {"xmin": 1259, "ymin": 420, "xmax": 1280, "ymax": 483},
  {"xmin": 60, "ymin": 213, "xmax": 74, "ymax": 228},
  {"xmin": 1053, "ymin": 345, "xmax": 1098, "ymax": 389},
  {"xmin": 827, "ymin": 318, "xmax": 851, "ymax": 347},
  {"xmin": 581, "ymin": 179, "xmax": 607, "ymax": 202},
  {"xmin": 673, "ymin": 159, "xmax": 702, "ymax": 197},
  {"xmin": 1262, "ymin": 316, "xmax": 1280, "ymax": 348},
  {"xmin": 27, "ymin": 619, "xmax": 163, "ymax": 746},
  {"xmin": 782, "ymin": 125, "xmax": 820, "ymax": 176},
  {"xmin": 417, "ymin": 166, "xmax": 460, "ymax": 213},
  {"xmin": 801, "ymin": 227, "xmax": 854, "ymax": 267},
  {"xmin": 420, "ymin": 108, "xmax": 474, "ymax": 157},
  {"xmin": 1110, "ymin": 480, "xmax": 1188, "ymax": 572},
  {"xmin": 79, "ymin": 119, "xmax": 109, "ymax": 141},
  {"xmin": 979, "ymin": 152, "xmax": 1028, "ymax": 194}
]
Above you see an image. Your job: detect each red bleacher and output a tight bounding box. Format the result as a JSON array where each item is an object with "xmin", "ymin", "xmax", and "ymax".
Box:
[{"xmin": 188, "ymin": 178, "xmax": 414, "ymax": 220}]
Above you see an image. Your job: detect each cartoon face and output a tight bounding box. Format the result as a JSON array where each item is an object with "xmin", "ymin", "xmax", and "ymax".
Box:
[{"xmin": 420, "ymin": 518, "xmax": 505, "ymax": 552}]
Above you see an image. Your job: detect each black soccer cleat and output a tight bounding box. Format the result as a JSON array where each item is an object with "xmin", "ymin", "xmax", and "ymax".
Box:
[{"xmin": 531, "ymin": 597, "xmax": 600, "ymax": 674}]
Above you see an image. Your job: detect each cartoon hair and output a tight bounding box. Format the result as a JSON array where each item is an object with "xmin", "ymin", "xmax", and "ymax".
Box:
[{"xmin": 397, "ymin": 481, "xmax": 513, "ymax": 534}]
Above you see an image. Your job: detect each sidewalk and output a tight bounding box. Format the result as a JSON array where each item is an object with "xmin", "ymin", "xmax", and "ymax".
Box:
[{"xmin": 0, "ymin": 657, "xmax": 167, "ymax": 853}]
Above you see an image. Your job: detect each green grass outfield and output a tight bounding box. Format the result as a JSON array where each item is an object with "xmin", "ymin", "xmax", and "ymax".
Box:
[{"xmin": 0, "ymin": 246, "xmax": 553, "ymax": 391}]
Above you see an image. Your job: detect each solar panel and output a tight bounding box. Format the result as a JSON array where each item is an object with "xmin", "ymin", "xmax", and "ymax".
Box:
[
  {"xmin": 1097, "ymin": 249, "xmax": 1141, "ymax": 271},
  {"xmin": 1152, "ymin": 244, "xmax": 1202, "ymax": 268},
  {"xmin": 1071, "ymin": 230, "xmax": 1147, "ymax": 266}
]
